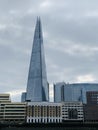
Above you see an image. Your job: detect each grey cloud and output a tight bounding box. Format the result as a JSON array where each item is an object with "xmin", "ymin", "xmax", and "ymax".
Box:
[{"xmin": 0, "ymin": 0, "xmax": 98, "ymax": 101}]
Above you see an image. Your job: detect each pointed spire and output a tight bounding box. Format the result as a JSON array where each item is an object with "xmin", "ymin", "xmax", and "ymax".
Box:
[
  {"xmin": 26, "ymin": 18, "xmax": 49, "ymax": 102},
  {"xmin": 33, "ymin": 16, "xmax": 43, "ymax": 43}
]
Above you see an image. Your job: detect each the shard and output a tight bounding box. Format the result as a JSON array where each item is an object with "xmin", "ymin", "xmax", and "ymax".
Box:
[{"xmin": 26, "ymin": 17, "xmax": 49, "ymax": 102}]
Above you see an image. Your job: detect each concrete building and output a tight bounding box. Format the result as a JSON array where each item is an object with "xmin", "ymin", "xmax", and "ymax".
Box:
[
  {"xmin": 26, "ymin": 101, "xmax": 84, "ymax": 123},
  {"xmin": 62, "ymin": 102, "xmax": 83, "ymax": 121},
  {"xmin": 0, "ymin": 94, "xmax": 11, "ymax": 103},
  {"xmin": 0, "ymin": 94, "xmax": 26, "ymax": 124},
  {"xmin": 0, "ymin": 102, "xmax": 26, "ymax": 124},
  {"xmin": 27, "ymin": 102, "xmax": 62, "ymax": 123},
  {"xmin": 26, "ymin": 17, "xmax": 49, "ymax": 102}
]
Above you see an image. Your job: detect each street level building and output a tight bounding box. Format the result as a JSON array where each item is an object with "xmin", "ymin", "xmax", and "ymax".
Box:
[
  {"xmin": 0, "ymin": 94, "xmax": 11, "ymax": 103},
  {"xmin": 27, "ymin": 101, "xmax": 83, "ymax": 123},
  {"xmin": 62, "ymin": 102, "xmax": 83, "ymax": 121},
  {"xmin": 0, "ymin": 94, "xmax": 26, "ymax": 124},
  {"xmin": 27, "ymin": 102, "xmax": 62, "ymax": 123}
]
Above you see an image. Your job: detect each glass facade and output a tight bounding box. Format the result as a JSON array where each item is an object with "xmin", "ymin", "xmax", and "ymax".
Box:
[
  {"xmin": 21, "ymin": 92, "xmax": 27, "ymax": 102},
  {"xmin": 26, "ymin": 18, "xmax": 49, "ymax": 102},
  {"xmin": 54, "ymin": 83, "xmax": 98, "ymax": 104}
]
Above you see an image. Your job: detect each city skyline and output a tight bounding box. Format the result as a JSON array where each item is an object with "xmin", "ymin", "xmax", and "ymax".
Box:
[{"xmin": 0, "ymin": 0, "xmax": 98, "ymax": 101}]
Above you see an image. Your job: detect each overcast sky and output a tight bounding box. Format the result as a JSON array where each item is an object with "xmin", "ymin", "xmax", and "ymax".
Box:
[{"xmin": 0, "ymin": 0, "xmax": 98, "ymax": 101}]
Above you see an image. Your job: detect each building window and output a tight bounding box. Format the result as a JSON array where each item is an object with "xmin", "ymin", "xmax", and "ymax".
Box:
[{"xmin": 68, "ymin": 109, "xmax": 78, "ymax": 119}]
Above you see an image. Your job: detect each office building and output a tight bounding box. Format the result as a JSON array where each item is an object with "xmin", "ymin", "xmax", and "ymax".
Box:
[
  {"xmin": 62, "ymin": 102, "xmax": 83, "ymax": 121},
  {"xmin": 27, "ymin": 102, "xmax": 62, "ymax": 123},
  {"xmin": 0, "ymin": 94, "xmax": 11, "ymax": 103},
  {"xmin": 86, "ymin": 91, "xmax": 98, "ymax": 105},
  {"xmin": 26, "ymin": 17, "xmax": 49, "ymax": 102},
  {"xmin": 54, "ymin": 83, "xmax": 98, "ymax": 103},
  {"xmin": 84, "ymin": 91, "xmax": 98, "ymax": 121},
  {"xmin": 54, "ymin": 82, "xmax": 65, "ymax": 102},
  {"xmin": 27, "ymin": 101, "xmax": 84, "ymax": 123},
  {"xmin": 21, "ymin": 92, "xmax": 27, "ymax": 102},
  {"xmin": 0, "ymin": 94, "xmax": 26, "ymax": 124}
]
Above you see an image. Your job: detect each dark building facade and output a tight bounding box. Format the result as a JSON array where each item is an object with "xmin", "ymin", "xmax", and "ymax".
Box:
[
  {"xmin": 84, "ymin": 104, "xmax": 98, "ymax": 121},
  {"xmin": 84, "ymin": 91, "xmax": 98, "ymax": 121},
  {"xmin": 86, "ymin": 91, "xmax": 98, "ymax": 105}
]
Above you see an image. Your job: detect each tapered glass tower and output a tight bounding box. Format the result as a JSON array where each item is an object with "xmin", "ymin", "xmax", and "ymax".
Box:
[{"xmin": 26, "ymin": 18, "xmax": 48, "ymax": 102}]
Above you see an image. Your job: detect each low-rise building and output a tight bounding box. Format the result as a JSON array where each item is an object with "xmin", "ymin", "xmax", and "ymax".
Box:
[
  {"xmin": 27, "ymin": 101, "xmax": 84, "ymax": 123},
  {"xmin": 0, "ymin": 94, "xmax": 11, "ymax": 103},
  {"xmin": 62, "ymin": 102, "xmax": 84, "ymax": 121},
  {"xmin": 27, "ymin": 102, "xmax": 62, "ymax": 123},
  {"xmin": 0, "ymin": 94, "xmax": 26, "ymax": 124},
  {"xmin": 0, "ymin": 102, "xmax": 26, "ymax": 124}
]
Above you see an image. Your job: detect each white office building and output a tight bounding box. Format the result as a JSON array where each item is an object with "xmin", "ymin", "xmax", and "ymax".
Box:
[
  {"xmin": 62, "ymin": 102, "xmax": 84, "ymax": 121},
  {"xmin": 27, "ymin": 102, "xmax": 62, "ymax": 123}
]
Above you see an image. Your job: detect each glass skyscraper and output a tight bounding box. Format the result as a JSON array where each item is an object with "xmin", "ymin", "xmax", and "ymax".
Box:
[
  {"xmin": 26, "ymin": 17, "xmax": 49, "ymax": 102},
  {"xmin": 54, "ymin": 82, "xmax": 98, "ymax": 104}
]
